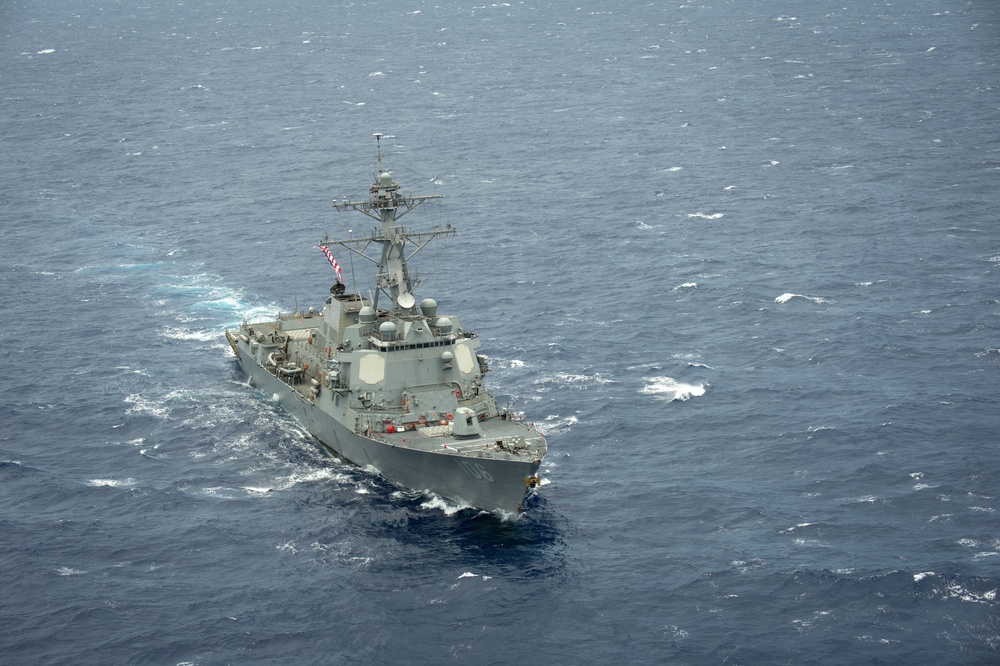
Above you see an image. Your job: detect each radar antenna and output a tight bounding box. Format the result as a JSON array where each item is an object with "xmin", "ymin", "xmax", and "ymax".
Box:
[{"xmin": 328, "ymin": 133, "xmax": 454, "ymax": 314}]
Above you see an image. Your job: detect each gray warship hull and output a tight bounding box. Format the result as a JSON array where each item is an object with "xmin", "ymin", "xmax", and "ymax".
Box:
[
  {"xmin": 231, "ymin": 336, "xmax": 542, "ymax": 516},
  {"xmin": 226, "ymin": 135, "xmax": 546, "ymax": 517}
]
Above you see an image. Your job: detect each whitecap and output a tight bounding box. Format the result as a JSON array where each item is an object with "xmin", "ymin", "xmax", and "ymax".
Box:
[
  {"xmin": 37, "ymin": 49, "xmax": 56, "ymax": 55},
  {"xmin": 775, "ymin": 293, "xmax": 829, "ymax": 304},
  {"xmin": 541, "ymin": 414, "xmax": 577, "ymax": 434},
  {"xmin": 87, "ymin": 478, "xmax": 137, "ymax": 488},
  {"xmin": 124, "ymin": 394, "xmax": 169, "ymax": 419},
  {"xmin": 55, "ymin": 567, "xmax": 85, "ymax": 576},
  {"xmin": 844, "ymin": 495, "xmax": 879, "ymax": 504},
  {"xmin": 686, "ymin": 212, "xmax": 724, "ymax": 220},
  {"xmin": 914, "ymin": 572, "xmax": 935, "ymax": 582},
  {"xmin": 672, "ymin": 282, "xmax": 697, "ymax": 291},
  {"xmin": 640, "ymin": 377, "xmax": 706, "ymax": 402},
  {"xmin": 200, "ymin": 486, "xmax": 244, "ymax": 499},
  {"xmin": 541, "ymin": 372, "xmax": 614, "ymax": 387},
  {"xmin": 779, "ymin": 522, "xmax": 816, "ymax": 534},
  {"xmin": 941, "ymin": 582, "xmax": 996, "ymax": 604}
]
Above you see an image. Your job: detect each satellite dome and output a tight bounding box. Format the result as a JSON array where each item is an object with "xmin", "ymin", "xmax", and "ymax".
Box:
[
  {"xmin": 420, "ymin": 298, "xmax": 438, "ymax": 317},
  {"xmin": 379, "ymin": 321, "xmax": 397, "ymax": 340}
]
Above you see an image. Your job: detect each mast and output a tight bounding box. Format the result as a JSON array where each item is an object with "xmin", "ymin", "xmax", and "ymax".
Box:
[{"xmin": 327, "ymin": 133, "xmax": 453, "ymax": 314}]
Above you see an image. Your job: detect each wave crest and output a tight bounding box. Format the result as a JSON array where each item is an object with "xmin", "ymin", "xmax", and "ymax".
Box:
[{"xmin": 640, "ymin": 377, "xmax": 706, "ymax": 402}]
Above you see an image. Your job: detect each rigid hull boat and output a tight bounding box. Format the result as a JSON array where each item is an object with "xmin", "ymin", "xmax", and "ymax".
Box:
[{"xmin": 226, "ymin": 135, "xmax": 546, "ymax": 517}]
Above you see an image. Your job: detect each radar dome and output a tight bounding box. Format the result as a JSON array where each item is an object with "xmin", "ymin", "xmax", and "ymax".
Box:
[
  {"xmin": 359, "ymin": 306, "xmax": 376, "ymax": 324},
  {"xmin": 378, "ymin": 321, "xmax": 397, "ymax": 340},
  {"xmin": 435, "ymin": 317, "xmax": 453, "ymax": 333},
  {"xmin": 420, "ymin": 298, "xmax": 438, "ymax": 317}
]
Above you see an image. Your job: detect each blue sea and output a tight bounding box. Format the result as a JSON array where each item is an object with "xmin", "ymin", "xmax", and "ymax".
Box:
[{"xmin": 2, "ymin": 0, "xmax": 999, "ymax": 663}]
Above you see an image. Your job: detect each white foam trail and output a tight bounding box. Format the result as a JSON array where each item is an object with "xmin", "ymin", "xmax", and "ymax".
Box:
[
  {"xmin": 160, "ymin": 327, "xmax": 218, "ymax": 342},
  {"xmin": 419, "ymin": 494, "xmax": 472, "ymax": 516}
]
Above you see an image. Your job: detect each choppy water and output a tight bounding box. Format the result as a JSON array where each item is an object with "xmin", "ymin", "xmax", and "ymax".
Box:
[{"xmin": 3, "ymin": 0, "xmax": 999, "ymax": 663}]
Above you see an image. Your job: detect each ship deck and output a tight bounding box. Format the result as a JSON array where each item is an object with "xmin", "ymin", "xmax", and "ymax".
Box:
[{"xmin": 365, "ymin": 415, "xmax": 546, "ymax": 462}]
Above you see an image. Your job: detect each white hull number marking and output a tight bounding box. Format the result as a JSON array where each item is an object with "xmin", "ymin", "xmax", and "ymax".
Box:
[{"xmin": 456, "ymin": 460, "xmax": 495, "ymax": 483}]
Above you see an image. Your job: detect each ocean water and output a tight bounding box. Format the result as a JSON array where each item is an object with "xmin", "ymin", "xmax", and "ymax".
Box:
[{"xmin": 2, "ymin": 0, "xmax": 999, "ymax": 663}]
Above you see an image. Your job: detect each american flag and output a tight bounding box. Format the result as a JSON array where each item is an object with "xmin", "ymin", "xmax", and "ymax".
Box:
[{"xmin": 320, "ymin": 245, "xmax": 343, "ymax": 283}]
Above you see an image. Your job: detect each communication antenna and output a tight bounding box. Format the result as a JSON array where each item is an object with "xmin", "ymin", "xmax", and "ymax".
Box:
[
  {"xmin": 373, "ymin": 132, "xmax": 394, "ymax": 176},
  {"xmin": 374, "ymin": 132, "xmax": 383, "ymax": 175}
]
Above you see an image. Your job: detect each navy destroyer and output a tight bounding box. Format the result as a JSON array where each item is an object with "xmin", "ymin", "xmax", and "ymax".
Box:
[{"xmin": 226, "ymin": 134, "xmax": 546, "ymax": 518}]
